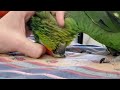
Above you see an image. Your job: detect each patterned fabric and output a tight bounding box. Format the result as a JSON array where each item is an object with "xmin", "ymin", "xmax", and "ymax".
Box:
[{"xmin": 0, "ymin": 44, "xmax": 120, "ymax": 79}]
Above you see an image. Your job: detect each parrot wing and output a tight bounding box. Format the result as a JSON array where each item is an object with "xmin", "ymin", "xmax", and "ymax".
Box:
[
  {"xmin": 67, "ymin": 11, "xmax": 120, "ymax": 56},
  {"xmin": 85, "ymin": 11, "xmax": 120, "ymax": 33}
]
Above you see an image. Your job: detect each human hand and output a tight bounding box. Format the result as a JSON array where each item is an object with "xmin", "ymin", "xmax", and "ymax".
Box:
[
  {"xmin": 0, "ymin": 11, "xmax": 65, "ymax": 58},
  {"xmin": 0, "ymin": 11, "xmax": 46, "ymax": 58},
  {"xmin": 51, "ymin": 11, "xmax": 65, "ymax": 27}
]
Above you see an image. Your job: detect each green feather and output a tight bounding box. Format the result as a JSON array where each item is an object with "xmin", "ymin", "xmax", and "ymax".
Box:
[
  {"xmin": 28, "ymin": 11, "xmax": 120, "ymax": 56},
  {"xmin": 29, "ymin": 11, "xmax": 79, "ymax": 51},
  {"xmin": 68, "ymin": 11, "xmax": 120, "ymax": 52}
]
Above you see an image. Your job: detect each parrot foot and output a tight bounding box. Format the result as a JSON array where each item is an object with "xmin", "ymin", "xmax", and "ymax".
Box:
[
  {"xmin": 100, "ymin": 55, "xmax": 114, "ymax": 64},
  {"xmin": 100, "ymin": 56, "xmax": 120, "ymax": 70},
  {"xmin": 100, "ymin": 58, "xmax": 110, "ymax": 63},
  {"xmin": 110, "ymin": 56, "xmax": 120, "ymax": 71}
]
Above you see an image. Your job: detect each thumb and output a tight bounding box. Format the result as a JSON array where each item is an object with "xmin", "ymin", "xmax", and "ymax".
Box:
[
  {"xmin": 56, "ymin": 11, "xmax": 65, "ymax": 27},
  {"xmin": 17, "ymin": 37, "xmax": 46, "ymax": 58}
]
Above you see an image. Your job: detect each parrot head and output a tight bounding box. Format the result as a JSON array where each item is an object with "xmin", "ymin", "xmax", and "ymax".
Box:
[
  {"xmin": 28, "ymin": 11, "xmax": 79, "ymax": 58},
  {"xmin": 46, "ymin": 42, "xmax": 66, "ymax": 58}
]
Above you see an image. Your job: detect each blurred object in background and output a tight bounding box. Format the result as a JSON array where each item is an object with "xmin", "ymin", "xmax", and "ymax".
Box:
[
  {"xmin": 83, "ymin": 34, "xmax": 106, "ymax": 48},
  {"xmin": 78, "ymin": 33, "xmax": 83, "ymax": 44},
  {"xmin": 0, "ymin": 11, "xmax": 9, "ymax": 17},
  {"xmin": 66, "ymin": 44, "xmax": 109, "ymax": 55}
]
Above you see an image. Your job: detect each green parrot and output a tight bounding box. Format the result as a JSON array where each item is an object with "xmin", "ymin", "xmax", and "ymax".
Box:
[
  {"xmin": 68, "ymin": 11, "xmax": 120, "ymax": 54},
  {"xmin": 67, "ymin": 11, "xmax": 120, "ymax": 63},
  {"xmin": 28, "ymin": 11, "xmax": 79, "ymax": 58},
  {"xmin": 28, "ymin": 11, "xmax": 120, "ymax": 61}
]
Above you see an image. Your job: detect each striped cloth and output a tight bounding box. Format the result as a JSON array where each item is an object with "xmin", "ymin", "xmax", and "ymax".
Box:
[{"xmin": 0, "ymin": 44, "xmax": 120, "ymax": 79}]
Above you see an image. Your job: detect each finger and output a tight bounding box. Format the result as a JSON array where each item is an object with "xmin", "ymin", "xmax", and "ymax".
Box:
[
  {"xmin": 24, "ymin": 11, "xmax": 36, "ymax": 22},
  {"xmin": 17, "ymin": 37, "xmax": 46, "ymax": 58},
  {"xmin": 51, "ymin": 11, "xmax": 57, "ymax": 16},
  {"xmin": 56, "ymin": 11, "xmax": 65, "ymax": 27}
]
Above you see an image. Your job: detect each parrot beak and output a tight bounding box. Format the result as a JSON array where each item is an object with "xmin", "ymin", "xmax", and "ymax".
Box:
[
  {"xmin": 46, "ymin": 43, "xmax": 66, "ymax": 58},
  {"xmin": 53, "ymin": 43, "xmax": 66, "ymax": 58}
]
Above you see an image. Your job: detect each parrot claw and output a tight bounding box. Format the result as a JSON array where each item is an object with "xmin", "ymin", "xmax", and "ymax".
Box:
[{"xmin": 100, "ymin": 58, "xmax": 110, "ymax": 63}]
